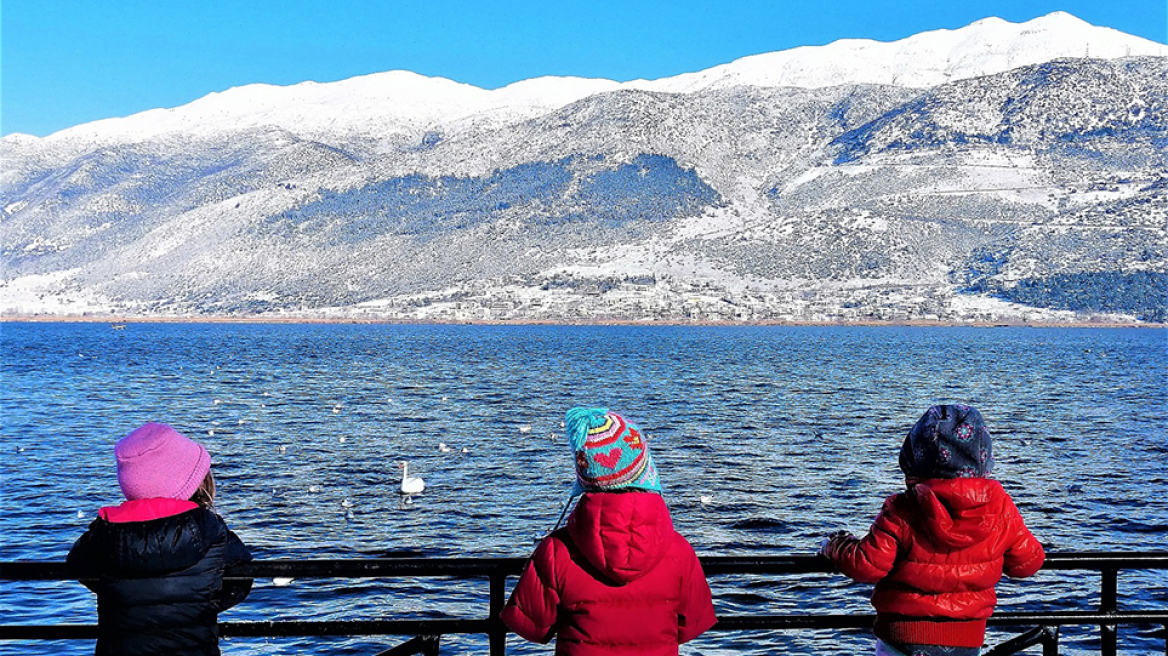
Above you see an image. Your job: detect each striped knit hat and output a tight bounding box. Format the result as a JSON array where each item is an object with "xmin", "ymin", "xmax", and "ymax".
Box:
[{"xmin": 567, "ymin": 407, "xmax": 662, "ymax": 495}]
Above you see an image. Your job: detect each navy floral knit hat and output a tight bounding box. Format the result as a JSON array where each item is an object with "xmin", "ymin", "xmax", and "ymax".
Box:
[{"xmin": 899, "ymin": 404, "xmax": 994, "ymax": 479}]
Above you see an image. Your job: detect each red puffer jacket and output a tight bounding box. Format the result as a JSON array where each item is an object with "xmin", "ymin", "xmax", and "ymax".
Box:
[
  {"xmin": 822, "ymin": 478, "xmax": 1044, "ymax": 648},
  {"xmin": 501, "ymin": 492, "xmax": 716, "ymax": 656}
]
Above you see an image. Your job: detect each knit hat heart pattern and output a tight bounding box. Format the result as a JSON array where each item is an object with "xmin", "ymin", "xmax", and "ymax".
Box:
[
  {"xmin": 116, "ymin": 423, "xmax": 211, "ymax": 501},
  {"xmin": 567, "ymin": 407, "xmax": 662, "ymax": 495},
  {"xmin": 899, "ymin": 404, "xmax": 994, "ymax": 479}
]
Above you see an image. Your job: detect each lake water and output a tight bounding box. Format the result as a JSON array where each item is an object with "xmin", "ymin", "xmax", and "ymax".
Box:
[{"xmin": 1, "ymin": 322, "xmax": 1166, "ymax": 655}]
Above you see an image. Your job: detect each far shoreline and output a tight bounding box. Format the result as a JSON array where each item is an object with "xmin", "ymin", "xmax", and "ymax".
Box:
[{"xmin": 1, "ymin": 314, "xmax": 1161, "ymax": 329}]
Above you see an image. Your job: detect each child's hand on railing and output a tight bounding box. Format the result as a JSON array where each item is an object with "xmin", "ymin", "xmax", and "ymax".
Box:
[{"xmin": 819, "ymin": 530, "xmax": 857, "ymax": 556}]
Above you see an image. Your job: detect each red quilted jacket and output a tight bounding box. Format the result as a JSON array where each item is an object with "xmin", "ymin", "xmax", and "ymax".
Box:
[
  {"xmin": 822, "ymin": 478, "xmax": 1044, "ymax": 648},
  {"xmin": 500, "ymin": 492, "xmax": 716, "ymax": 655}
]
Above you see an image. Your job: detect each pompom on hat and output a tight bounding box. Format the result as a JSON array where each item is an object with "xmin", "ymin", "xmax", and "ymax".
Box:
[
  {"xmin": 115, "ymin": 423, "xmax": 211, "ymax": 501},
  {"xmin": 566, "ymin": 407, "xmax": 662, "ymax": 495},
  {"xmin": 899, "ymin": 404, "xmax": 994, "ymax": 479}
]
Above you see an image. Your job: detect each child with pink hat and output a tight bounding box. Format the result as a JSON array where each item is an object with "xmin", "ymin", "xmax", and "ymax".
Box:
[{"xmin": 68, "ymin": 423, "xmax": 252, "ymax": 655}]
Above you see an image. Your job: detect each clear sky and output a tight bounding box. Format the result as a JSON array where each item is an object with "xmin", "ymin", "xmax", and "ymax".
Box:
[{"xmin": 2, "ymin": 0, "xmax": 1166, "ymax": 137}]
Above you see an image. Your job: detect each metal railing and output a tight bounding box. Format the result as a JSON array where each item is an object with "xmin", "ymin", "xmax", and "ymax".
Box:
[{"xmin": 3, "ymin": 551, "xmax": 1166, "ymax": 655}]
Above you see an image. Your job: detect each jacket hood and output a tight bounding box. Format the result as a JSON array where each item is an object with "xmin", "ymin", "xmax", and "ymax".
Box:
[
  {"xmin": 566, "ymin": 491, "xmax": 673, "ymax": 584},
  {"xmin": 84, "ymin": 502, "xmax": 219, "ymax": 577},
  {"xmin": 908, "ymin": 477, "xmax": 1006, "ymax": 548}
]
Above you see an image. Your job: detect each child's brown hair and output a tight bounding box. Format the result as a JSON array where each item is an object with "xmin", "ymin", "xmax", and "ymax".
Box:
[{"xmin": 189, "ymin": 472, "xmax": 216, "ymax": 508}]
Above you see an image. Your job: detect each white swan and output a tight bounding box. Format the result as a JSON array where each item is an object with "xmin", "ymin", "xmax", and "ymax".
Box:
[
  {"xmin": 438, "ymin": 442, "xmax": 452, "ymax": 453},
  {"xmin": 399, "ymin": 461, "xmax": 425, "ymax": 495}
]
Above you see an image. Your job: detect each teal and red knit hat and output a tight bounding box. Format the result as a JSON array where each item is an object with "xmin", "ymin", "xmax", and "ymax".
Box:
[{"xmin": 567, "ymin": 407, "xmax": 662, "ymax": 495}]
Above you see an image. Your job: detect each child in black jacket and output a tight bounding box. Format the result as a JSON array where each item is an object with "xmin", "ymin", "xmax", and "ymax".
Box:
[{"xmin": 69, "ymin": 423, "xmax": 252, "ymax": 656}]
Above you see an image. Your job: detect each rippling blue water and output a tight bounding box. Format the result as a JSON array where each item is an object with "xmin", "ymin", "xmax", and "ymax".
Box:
[{"xmin": 2, "ymin": 323, "xmax": 1166, "ymax": 655}]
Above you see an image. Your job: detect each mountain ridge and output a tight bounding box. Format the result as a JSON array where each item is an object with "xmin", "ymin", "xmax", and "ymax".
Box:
[
  {"xmin": 2, "ymin": 13, "xmax": 1165, "ymax": 324},
  {"xmin": 5, "ymin": 12, "xmax": 1165, "ymax": 149}
]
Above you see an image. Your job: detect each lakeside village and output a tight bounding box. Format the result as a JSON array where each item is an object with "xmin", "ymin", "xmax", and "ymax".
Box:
[
  {"xmin": 3, "ymin": 272, "xmax": 1146, "ymax": 325},
  {"xmin": 294, "ymin": 274, "xmax": 1113, "ymax": 325}
]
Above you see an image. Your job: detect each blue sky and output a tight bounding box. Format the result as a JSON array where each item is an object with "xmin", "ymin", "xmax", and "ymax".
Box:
[{"xmin": 2, "ymin": 0, "xmax": 1165, "ymax": 137}]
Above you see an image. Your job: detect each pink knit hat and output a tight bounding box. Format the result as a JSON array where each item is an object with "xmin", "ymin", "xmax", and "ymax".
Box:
[{"xmin": 115, "ymin": 423, "xmax": 211, "ymax": 501}]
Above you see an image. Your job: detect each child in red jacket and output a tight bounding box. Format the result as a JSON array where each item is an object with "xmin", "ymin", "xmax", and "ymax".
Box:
[
  {"xmin": 820, "ymin": 404, "xmax": 1044, "ymax": 656},
  {"xmin": 501, "ymin": 407, "xmax": 716, "ymax": 656}
]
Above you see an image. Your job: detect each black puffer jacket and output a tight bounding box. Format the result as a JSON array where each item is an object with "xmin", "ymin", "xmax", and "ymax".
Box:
[{"xmin": 68, "ymin": 499, "xmax": 252, "ymax": 656}]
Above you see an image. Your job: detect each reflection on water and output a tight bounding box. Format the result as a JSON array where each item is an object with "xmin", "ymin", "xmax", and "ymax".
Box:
[{"xmin": 2, "ymin": 323, "xmax": 1165, "ymax": 655}]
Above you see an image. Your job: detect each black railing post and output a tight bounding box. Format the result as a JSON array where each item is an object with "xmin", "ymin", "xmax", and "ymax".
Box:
[
  {"xmin": 1043, "ymin": 626, "xmax": 1059, "ymax": 656},
  {"xmin": 1100, "ymin": 567, "xmax": 1118, "ymax": 656},
  {"xmin": 488, "ymin": 569, "xmax": 507, "ymax": 656}
]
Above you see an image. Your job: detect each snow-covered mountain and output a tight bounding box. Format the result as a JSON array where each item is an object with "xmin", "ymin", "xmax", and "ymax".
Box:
[
  {"xmin": 9, "ymin": 12, "xmax": 1163, "ymax": 152},
  {"xmin": 640, "ymin": 12, "xmax": 1166, "ymax": 91},
  {"xmin": 2, "ymin": 12, "xmax": 1166, "ymax": 323}
]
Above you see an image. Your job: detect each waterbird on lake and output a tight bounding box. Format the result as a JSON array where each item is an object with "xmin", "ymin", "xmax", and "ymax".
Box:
[
  {"xmin": 700, "ymin": 495, "xmax": 714, "ymax": 507},
  {"xmin": 308, "ymin": 484, "xmax": 322, "ymax": 493},
  {"xmin": 399, "ymin": 461, "xmax": 425, "ymax": 495},
  {"xmin": 438, "ymin": 442, "xmax": 452, "ymax": 453},
  {"xmin": 341, "ymin": 499, "xmax": 355, "ymax": 508},
  {"xmin": 461, "ymin": 446, "xmax": 470, "ymax": 454},
  {"xmin": 273, "ymin": 577, "xmax": 294, "ymax": 587},
  {"xmin": 518, "ymin": 424, "xmax": 533, "ymax": 434}
]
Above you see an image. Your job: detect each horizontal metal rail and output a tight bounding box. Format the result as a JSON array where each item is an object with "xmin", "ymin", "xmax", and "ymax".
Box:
[{"xmin": 3, "ymin": 551, "xmax": 1167, "ymax": 655}]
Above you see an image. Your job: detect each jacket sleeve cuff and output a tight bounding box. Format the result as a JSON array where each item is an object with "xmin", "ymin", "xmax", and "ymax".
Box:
[{"xmin": 500, "ymin": 603, "xmax": 553, "ymax": 643}]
